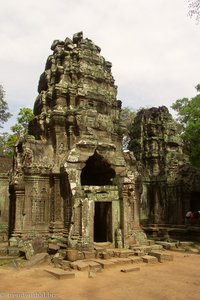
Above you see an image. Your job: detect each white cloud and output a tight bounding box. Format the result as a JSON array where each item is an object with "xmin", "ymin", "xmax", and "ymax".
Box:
[{"xmin": 0, "ymin": 0, "xmax": 200, "ymax": 131}]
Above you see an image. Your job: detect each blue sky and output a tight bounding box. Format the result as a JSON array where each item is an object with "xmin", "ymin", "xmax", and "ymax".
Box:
[{"xmin": 1, "ymin": 0, "xmax": 200, "ymax": 131}]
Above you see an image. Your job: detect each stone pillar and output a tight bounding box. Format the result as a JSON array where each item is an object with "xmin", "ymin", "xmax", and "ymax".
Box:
[
  {"xmin": 13, "ymin": 190, "xmax": 25, "ymax": 236},
  {"xmin": 49, "ymin": 176, "xmax": 64, "ymax": 234}
]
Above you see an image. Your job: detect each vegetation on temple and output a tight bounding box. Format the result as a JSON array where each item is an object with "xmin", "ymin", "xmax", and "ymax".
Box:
[
  {"xmin": 0, "ymin": 92, "xmax": 34, "ymax": 156},
  {"xmin": 172, "ymin": 84, "xmax": 200, "ymax": 168}
]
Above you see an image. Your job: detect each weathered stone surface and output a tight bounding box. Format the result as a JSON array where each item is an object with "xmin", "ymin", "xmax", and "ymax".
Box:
[
  {"xmin": 24, "ymin": 252, "xmax": 50, "ymax": 268},
  {"xmin": 121, "ymin": 266, "xmax": 140, "ymax": 273},
  {"xmin": 142, "ymin": 255, "xmax": 158, "ymax": 264},
  {"xmin": 94, "ymin": 259, "xmax": 115, "ymax": 269},
  {"xmin": 44, "ymin": 268, "xmax": 75, "ymax": 279},
  {"xmin": 88, "ymin": 261, "xmax": 102, "ymax": 272},
  {"xmin": 129, "ymin": 106, "xmax": 200, "ymax": 239},
  {"xmin": 0, "ymin": 157, "xmax": 12, "ymax": 242},
  {"xmin": 70, "ymin": 260, "xmax": 89, "ymax": 271},
  {"xmin": 8, "ymin": 32, "xmax": 144, "ymax": 251},
  {"xmin": 116, "ymin": 258, "xmax": 132, "ymax": 264},
  {"xmin": 83, "ymin": 251, "xmax": 96, "ymax": 259},
  {"xmin": 129, "ymin": 257, "xmax": 143, "ymax": 264},
  {"xmin": 150, "ymin": 251, "xmax": 174, "ymax": 262}
]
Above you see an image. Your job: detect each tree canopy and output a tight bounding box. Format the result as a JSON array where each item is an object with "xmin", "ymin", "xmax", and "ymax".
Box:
[
  {"xmin": 171, "ymin": 84, "xmax": 200, "ymax": 167},
  {"xmin": 188, "ymin": 0, "xmax": 200, "ymax": 23},
  {"xmin": 0, "ymin": 107, "xmax": 34, "ymax": 156},
  {"xmin": 120, "ymin": 107, "xmax": 136, "ymax": 149},
  {"xmin": 0, "ymin": 85, "xmax": 12, "ymax": 128}
]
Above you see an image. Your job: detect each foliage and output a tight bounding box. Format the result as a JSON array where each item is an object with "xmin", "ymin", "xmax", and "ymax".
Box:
[
  {"xmin": 171, "ymin": 85, "xmax": 200, "ymax": 167},
  {"xmin": 10, "ymin": 107, "xmax": 34, "ymax": 135},
  {"xmin": 120, "ymin": 107, "xmax": 136, "ymax": 149},
  {"xmin": 1, "ymin": 107, "xmax": 34, "ymax": 156},
  {"xmin": 188, "ymin": 0, "xmax": 200, "ymax": 23},
  {"xmin": 0, "ymin": 85, "xmax": 12, "ymax": 128}
]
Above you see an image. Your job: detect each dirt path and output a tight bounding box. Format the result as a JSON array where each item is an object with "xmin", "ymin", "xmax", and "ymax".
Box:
[{"xmin": 0, "ymin": 251, "xmax": 200, "ymax": 300}]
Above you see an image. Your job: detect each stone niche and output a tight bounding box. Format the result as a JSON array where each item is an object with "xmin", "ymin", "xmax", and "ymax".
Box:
[
  {"xmin": 129, "ymin": 106, "xmax": 200, "ymax": 227},
  {"xmin": 9, "ymin": 32, "xmax": 145, "ymax": 249}
]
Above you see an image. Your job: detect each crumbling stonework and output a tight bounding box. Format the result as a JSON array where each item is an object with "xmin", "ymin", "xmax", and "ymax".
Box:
[
  {"xmin": 0, "ymin": 156, "xmax": 12, "ymax": 241},
  {"xmin": 129, "ymin": 106, "xmax": 200, "ymax": 227},
  {"xmin": 9, "ymin": 32, "xmax": 143, "ymax": 249}
]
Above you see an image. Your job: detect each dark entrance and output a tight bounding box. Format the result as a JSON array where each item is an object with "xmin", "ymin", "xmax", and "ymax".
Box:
[
  {"xmin": 190, "ymin": 191, "xmax": 200, "ymax": 211},
  {"xmin": 94, "ymin": 202, "xmax": 112, "ymax": 242},
  {"xmin": 81, "ymin": 151, "xmax": 115, "ymax": 186}
]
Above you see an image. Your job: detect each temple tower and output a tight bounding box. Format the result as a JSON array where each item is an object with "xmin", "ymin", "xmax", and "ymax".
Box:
[{"xmin": 10, "ymin": 32, "xmax": 145, "ymax": 249}]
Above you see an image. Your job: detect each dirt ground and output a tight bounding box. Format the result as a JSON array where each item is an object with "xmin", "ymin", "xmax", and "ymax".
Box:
[{"xmin": 0, "ymin": 251, "xmax": 200, "ymax": 300}]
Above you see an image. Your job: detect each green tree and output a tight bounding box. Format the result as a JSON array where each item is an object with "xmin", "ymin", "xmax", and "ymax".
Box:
[
  {"xmin": 0, "ymin": 84, "xmax": 12, "ymax": 128},
  {"xmin": 3, "ymin": 107, "xmax": 34, "ymax": 156},
  {"xmin": 120, "ymin": 107, "xmax": 136, "ymax": 149},
  {"xmin": 171, "ymin": 84, "xmax": 200, "ymax": 167},
  {"xmin": 188, "ymin": 0, "xmax": 200, "ymax": 23}
]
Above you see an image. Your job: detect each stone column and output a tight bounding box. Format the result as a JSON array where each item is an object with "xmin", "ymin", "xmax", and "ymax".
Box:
[
  {"xmin": 49, "ymin": 176, "xmax": 64, "ymax": 234},
  {"xmin": 13, "ymin": 190, "xmax": 25, "ymax": 236}
]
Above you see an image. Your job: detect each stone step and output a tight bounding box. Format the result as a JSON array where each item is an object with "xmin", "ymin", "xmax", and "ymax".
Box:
[
  {"xmin": 142, "ymin": 255, "xmax": 158, "ymax": 264},
  {"xmin": 93, "ymin": 259, "xmax": 115, "ymax": 269},
  {"xmin": 44, "ymin": 268, "xmax": 75, "ymax": 279},
  {"xmin": 150, "ymin": 251, "xmax": 174, "ymax": 262},
  {"xmin": 70, "ymin": 260, "xmax": 90, "ymax": 271}
]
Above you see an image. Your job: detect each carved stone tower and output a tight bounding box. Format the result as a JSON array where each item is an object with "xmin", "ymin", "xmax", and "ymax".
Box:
[{"xmin": 10, "ymin": 32, "xmax": 145, "ymax": 249}]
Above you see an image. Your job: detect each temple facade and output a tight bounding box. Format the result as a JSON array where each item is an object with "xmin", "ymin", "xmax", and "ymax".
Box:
[{"xmin": 9, "ymin": 32, "xmax": 145, "ymax": 249}]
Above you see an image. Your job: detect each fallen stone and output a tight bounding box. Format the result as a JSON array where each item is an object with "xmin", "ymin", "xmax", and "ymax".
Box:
[
  {"xmin": 116, "ymin": 258, "xmax": 132, "ymax": 265},
  {"xmin": 52, "ymin": 256, "xmax": 63, "ymax": 268},
  {"xmin": 94, "ymin": 259, "xmax": 115, "ymax": 269},
  {"xmin": 70, "ymin": 260, "xmax": 89, "ymax": 271},
  {"xmin": 150, "ymin": 251, "xmax": 174, "ymax": 262},
  {"xmin": 179, "ymin": 241, "xmax": 194, "ymax": 247},
  {"xmin": 100, "ymin": 252, "xmax": 110, "ymax": 259},
  {"xmin": 32, "ymin": 237, "xmax": 47, "ymax": 253},
  {"xmin": 130, "ymin": 257, "xmax": 143, "ymax": 264},
  {"xmin": 88, "ymin": 261, "xmax": 102, "ymax": 272},
  {"xmin": 48, "ymin": 243, "xmax": 60, "ymax": 254},
  {"xmin": 142, "ymin": 255, "xmax": 158, "ymax": 264},
  {"xmin": 44, "ymin": 268, "xmax": 75, "ymax": 279},
  {"xmin": 121, "ymin": 267, "xmax": 140, "ymax": 273},
  {"xmin": 155, "ymin": 242, "xmax": 176, "ymax": 250},
  {"xmin": 24, "ymin": 253, "xmax": 50, "ymax": 268},
  {"xmin": 83, "ymin": 251, "xmax": 96, "ymax": 259},
  {"xmin": 62, "ymin": 260, "xmax": 70, "ymax": 270}
]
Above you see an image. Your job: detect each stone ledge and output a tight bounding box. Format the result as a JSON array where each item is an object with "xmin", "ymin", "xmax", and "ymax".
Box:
[
  {"xmin": 142, "ymin": 255, "xmax": 158, "ymax": 264},
  {"xmin": 44, "ymin": 268, "xmax": 75, "ymax": 279}
]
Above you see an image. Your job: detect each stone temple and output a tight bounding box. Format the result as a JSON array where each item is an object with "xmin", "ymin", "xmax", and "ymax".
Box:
[
  {"xmin": 0, "ymin": 32, "xmax": 199, "ymax": 250},
  {"xmin": 9, "ymin": 32, "xmax": 145, "ymax": 249}
]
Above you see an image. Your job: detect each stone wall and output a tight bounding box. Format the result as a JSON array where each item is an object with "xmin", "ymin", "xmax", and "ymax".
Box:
[
  {"xmin": 0, "ymin": 156, "xmax": 12, "ymax": 241},
  {"xmin": 129, "ymin": 106, "xmax": 200, "ymax": 228}
]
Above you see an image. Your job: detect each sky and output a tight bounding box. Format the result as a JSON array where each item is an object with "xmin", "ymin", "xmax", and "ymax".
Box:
[{"xmin": 1, "ymin": 0, "xmax": 200, "ymax": 131}]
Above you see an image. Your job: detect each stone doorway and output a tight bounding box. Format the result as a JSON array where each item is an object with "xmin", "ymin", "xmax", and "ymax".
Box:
[
  {"xmin": 94, "ymin": 202, "xmax": 112, "ymax": 242},
  {"xmin": 190, "ymin": 191, "xmax": 200, "ymax": 211}
]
